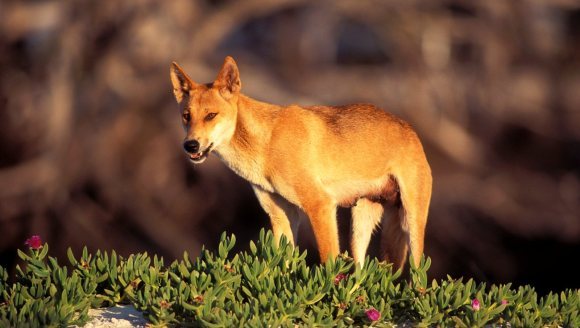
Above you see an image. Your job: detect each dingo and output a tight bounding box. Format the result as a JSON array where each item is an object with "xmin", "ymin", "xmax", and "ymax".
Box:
[{"xmin": 170, "ymin": 56, "xmax": 432, "ymax": 270}]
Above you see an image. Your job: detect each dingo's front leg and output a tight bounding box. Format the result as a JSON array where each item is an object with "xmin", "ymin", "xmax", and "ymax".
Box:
[
  {"xmin": 300, "ymin": 196, "xmax": 340, "ymax": 262},
  {"xmin": 253, "ymin": 186, "xmax": 301, "ymax": 245}
]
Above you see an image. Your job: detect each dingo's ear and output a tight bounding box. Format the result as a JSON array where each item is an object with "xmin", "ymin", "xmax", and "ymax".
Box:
[
  {"xmin": 170, "ymin": 62, "xmax": 196, "ymax": 103},
  {"xmin": 214, "ymin": 56, "xmax": 241, "ymax": 100}
]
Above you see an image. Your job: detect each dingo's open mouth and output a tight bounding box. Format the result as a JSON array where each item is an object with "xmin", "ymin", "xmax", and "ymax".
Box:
[{"xmin": 189, "ymin": 143, "xmax": 213, "ymax": 164}]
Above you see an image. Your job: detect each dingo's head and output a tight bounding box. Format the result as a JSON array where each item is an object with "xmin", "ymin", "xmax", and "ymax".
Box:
[{"xmin": 170, "ymin": 56, "xmax": 241, "ymax": 164}]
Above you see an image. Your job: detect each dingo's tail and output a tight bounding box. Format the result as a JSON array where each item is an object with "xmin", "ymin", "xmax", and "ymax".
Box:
[{"xmin": 382, "ymin": 167, "xmax": 431, "ymax": 270}]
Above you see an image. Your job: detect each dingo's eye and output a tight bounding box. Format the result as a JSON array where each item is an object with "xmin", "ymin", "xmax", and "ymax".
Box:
[
  {"xmin": 182, "ymin": 111, "xmax": 191, "ymax": 122},
  {"xmin": 205, "ymin": 112, "xmax": 217, "ymax": 121}
]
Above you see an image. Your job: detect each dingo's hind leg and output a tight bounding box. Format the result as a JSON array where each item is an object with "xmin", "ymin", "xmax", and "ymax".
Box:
[
  {"xmin": 351, "ymin": 198, "xmax": 383, "ymax": 267},
  {"xmin": 380, "ymin": 205, "xmax": 409, "ymax": 270}
]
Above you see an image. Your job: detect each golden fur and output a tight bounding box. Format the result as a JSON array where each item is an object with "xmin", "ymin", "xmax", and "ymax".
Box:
[{"xmin": 170, "ymin": 56, "xmax": 432, "ymax": 269}]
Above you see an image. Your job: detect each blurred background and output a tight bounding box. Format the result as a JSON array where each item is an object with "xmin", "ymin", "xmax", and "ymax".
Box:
[{"xmin": 1, "ymin": 0, "xmax": 579, "ymax": 295}]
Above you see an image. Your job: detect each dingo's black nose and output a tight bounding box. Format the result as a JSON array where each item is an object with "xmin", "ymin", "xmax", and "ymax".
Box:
[{"xmin": 183, "ymin": 140, "xmax": 200, "ymax": 153}]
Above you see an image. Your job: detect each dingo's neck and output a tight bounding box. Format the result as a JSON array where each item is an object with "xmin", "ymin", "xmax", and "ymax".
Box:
[{"xmin": 214, "ymin": 95, "xmax": 281, "ymax": 191}]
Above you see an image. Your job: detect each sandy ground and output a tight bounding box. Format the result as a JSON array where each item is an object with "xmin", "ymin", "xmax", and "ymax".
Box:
[
  {"xmin": 79, "ymin": 305, "xmax": 516, "ymax": 327},
  {"xmin": 81, "ymin": 305, "xmax": 148, "ymax": 328}
]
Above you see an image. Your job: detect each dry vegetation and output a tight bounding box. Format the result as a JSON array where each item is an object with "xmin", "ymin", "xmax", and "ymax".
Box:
[{"xmin": 1, "ymin": 0, "xmax": 579, "ymax": 293}]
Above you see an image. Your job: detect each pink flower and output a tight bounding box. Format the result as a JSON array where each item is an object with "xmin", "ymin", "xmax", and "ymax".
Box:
[
  {"xmin": 501, "ymin": 299, "xmax": 508, "ymax": 305},
  {"xmin": 334, "ymin": 273, "xmax": 347, "ymax": 285},
  {"xmin": 25, "ymin": 235, "xmax": 43, "ymax": 250},
  {"xmin": 365, "ymin": 308, "xmax": 381, "ymax": 321},
  {"xmin": 471, "ymin": 298, "xmax": 481, "ymax": 311}
]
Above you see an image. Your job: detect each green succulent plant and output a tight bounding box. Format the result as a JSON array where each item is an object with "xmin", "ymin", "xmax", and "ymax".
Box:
[{"xmin": 0, "ymin": 231, "xmax": 578, "ymax": 327}]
